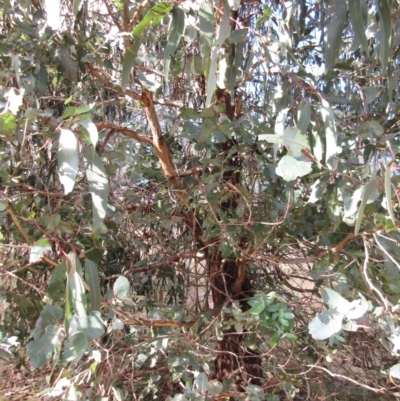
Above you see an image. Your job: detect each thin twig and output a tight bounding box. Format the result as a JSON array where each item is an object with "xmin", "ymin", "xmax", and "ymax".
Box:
[{"xmin": 306, "ymin": 364, "xmax": 387, "ymax": 394}]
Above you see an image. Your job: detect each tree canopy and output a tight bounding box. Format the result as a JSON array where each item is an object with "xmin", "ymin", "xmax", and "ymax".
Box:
[{"xmin": 1, "ymin": 0, "xmax": 400, "ymax": 400}]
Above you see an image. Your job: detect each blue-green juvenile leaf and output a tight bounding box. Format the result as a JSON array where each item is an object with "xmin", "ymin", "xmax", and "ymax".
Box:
[
  {"xmin": 164, "ymin": 7, "xmax": 185, "ymax": 82},
  {"xmin": 323, "ymin": 0, "xmax": 348, "ymax": 72},
  {"xmin": 85, "ymin": 260, "xmax": 101, "ymax": 312},
  {"xmin": 58, "ymin": 129, "xmax": 79, "ymax": 195}
]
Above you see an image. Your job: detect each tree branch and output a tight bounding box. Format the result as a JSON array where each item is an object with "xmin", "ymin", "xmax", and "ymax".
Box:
[{"xmin": 96, "ymin": 121, "xmax": 154, "ymax": 145}]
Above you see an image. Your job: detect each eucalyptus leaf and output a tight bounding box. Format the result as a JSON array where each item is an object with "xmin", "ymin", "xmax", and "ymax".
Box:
[
  {"xmin": 58, "ymin": 129, "xmax": 79, "ymax": 195},
  {"xmin": 27, "ymin": 325, "xmax": 60, "ymax": 368},
  {"xmin": 308, "ymin": 310, "xmax": 343, "ymax": 340},
  {"xmin": 83, "ymin": 146, "xmax": 109, "ymax": 233},
  {"xmin": 29, "ymin": 238, "xmax": 52, "ymax": 263},
  {"xmin": 113, "ymin": 276, "xmax": 130, "ymax": 299},
  {"xmin": 275, "ymin": 156, "xmax": 312, "ymax": 181},
  {"xmin": 85, "ymin": 260, "xmax": 102, "ymax": 312},
  {"xmin": 323, "ymin": 0, "xmax": 348, "ymax": 72},
  {"xmin": 164, "ymin": 6, "xmax": 185, "ymax": 82},
  {"xmin": 63, "ymin": 331, "xmax": 88, "ymax": 362}
]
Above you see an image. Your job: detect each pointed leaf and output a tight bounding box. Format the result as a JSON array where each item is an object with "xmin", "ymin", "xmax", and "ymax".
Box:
[
  {"xmin": 83, "ymin": 147, "xmax": 109, "ymax": 233},
  {"xmin": 59, "ymin": 43, "xmax": 78, "ymax": 82},
  {"xmin": 355, "ymin": 179, "xmax": 379, "ymax": 235},
  {"xmin": 73, "ymin": 0, "xmax": 84, "ymax": 16},
  {"xmin": 323, "ymin": 0, "xmax": 348, "ymax": 72},
  {"xmin": 348, "ymin": 0, "xmax": 368, "ymax": 53},
  {"xmin": 133, "ymin": 2, "xmax": 173, "ymax": 38},
  {"xmin": 320, "ymin": 98, "xmax": 337, "ymax": 169},
  {"xmin": 199, "ymin": 0, "xmax": 214, "ymax": 43},
  {"xmin": 121, "ymin": 40, "xmax": 141, "ymax": 92},
  {"xmin": 205, "ymin": 47, "xmax": 218, "ymax": 108},
  {"xmin": 378, "ymin": 0, "xmax": 392, "ymax": 70},
  {"xmin": 33, "ymin": 66, "xmax": 48, "ymax": 96},
  {"xmin": 205, "ymin": 0, "xmax": 231, "ymax": 107},
  {"xmin": 85, "ymin": 260, "xmax": 102, "ymax": 312},
  {"xmin": 58, "ymin": 129, "xmax": 79, "ymax": 195},
  {"xmin": 297, "ymin": 100, "xmax": 311, "ymax": 135},
  {"xmin": 67, "ymin": 256, "xmax": 87, "ymax": 317},
  {"xmin": 79, "ymin": 117, "xmax": 98, "ymax": 148},
  {"xmin": 385, "ymin": 161, "xmax": 397, "ymax": 227}
]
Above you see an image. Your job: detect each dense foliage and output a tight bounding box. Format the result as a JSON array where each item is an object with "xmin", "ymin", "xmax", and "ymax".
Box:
[{"xmin": 1, "ymin": 0, "xmax": 400, "ymax": 399}]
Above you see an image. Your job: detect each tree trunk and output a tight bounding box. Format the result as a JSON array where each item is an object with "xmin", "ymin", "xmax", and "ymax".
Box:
[{"xmin": 207, "ymin": 87, "xmax": 263, "ymax": 390}]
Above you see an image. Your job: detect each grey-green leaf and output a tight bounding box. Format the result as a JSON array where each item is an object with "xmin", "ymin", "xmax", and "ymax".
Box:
[
  {"xmin": 58, "ymin": 128, "xmax": 79, "ymax": 195},
  {"xmin": 164, "ymin": 7, "xmax": 185, "ymax": 82}
]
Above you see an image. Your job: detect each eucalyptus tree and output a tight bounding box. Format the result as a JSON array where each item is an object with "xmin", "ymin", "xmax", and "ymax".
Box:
[{"xmin": 1, "ymin": 0, "xmax": 400, "ymax": 399}]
